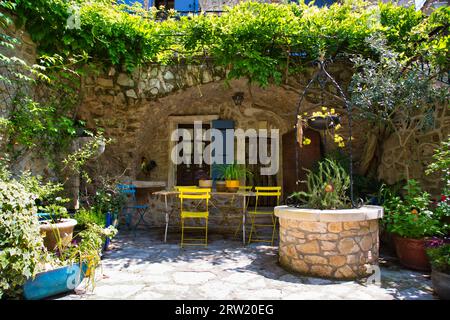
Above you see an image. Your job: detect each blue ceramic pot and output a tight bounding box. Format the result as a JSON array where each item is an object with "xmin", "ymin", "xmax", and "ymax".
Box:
[{"xmin": 23, "ymin": 263, "xmax": 87, "ymax": 300}]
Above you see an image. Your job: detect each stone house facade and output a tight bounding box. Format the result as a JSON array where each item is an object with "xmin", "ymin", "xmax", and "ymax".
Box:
[{"xmin": 2, "ymin": 17, "xmax": 449, "ymax": 232}]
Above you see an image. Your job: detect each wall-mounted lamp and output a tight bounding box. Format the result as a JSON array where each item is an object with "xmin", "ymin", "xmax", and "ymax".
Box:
[{"xmin": 232, "ymin": 92, "xmax": 244, "ymax": 106}]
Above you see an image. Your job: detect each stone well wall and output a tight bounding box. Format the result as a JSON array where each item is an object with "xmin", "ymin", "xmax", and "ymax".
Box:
[{"xmin": 275, "ymin": 206, "xmax": 383, "ymax": 279}]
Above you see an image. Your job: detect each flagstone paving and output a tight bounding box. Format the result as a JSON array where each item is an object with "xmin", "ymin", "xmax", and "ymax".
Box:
[{"xmin": 56, "ymin": 230, "xmax": 436, "ymax": 300}]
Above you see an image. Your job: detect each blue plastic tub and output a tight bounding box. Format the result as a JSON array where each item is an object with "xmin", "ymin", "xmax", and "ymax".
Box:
[{"xmin": 23, "ymin": 263, "xmax": 87, "ymax": 300}]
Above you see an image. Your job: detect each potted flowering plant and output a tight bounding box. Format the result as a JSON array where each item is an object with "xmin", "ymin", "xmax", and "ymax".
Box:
[
  {"xmin": 426, "ymin": 137, "xmax": 450, "ymax": 228},
  {"xmin": 426, "ymin": 237, "xmax": 450, "ymax": 299},
  {"xmin": 297, "ymin": 106, "xmax": 345, "ymax": 148},
  {"xmin": 383, "ymin": 180, "xmax": 448, "ymax": 271}
]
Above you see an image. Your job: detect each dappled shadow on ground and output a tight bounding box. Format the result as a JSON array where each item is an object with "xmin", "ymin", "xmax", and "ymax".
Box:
[{"xmin": 99, "ymin": 229, "xmax": 435, "ymax": 300}]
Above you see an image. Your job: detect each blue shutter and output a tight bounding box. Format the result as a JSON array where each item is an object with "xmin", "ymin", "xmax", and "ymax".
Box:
[
  {"xmin": 175, "ymin": 0, "xmax": 199, "ymax": 13},
  {"xmin": 211, "ymin": 120, "xmax": 234, "ymax": 180},
  {"xmin": 121, "ymin": 0, "xmax": 146, "ymax": 7}
]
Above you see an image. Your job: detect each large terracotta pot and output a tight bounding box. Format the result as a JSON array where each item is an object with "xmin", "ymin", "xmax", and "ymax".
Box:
[
  {"xmin": 40, "ymin": 218, "xmax": 77, "ymax": 251},
  {"xmin": 431, "ymin": 268, "xmax": 450, "ymax": 300},
  {"xmin": 393, "ymin": 235, "xmax": 430, "ymax": 271},
  {"xmin": 225, "ymin": 180, "xmax": 240, "ymax": 192}
]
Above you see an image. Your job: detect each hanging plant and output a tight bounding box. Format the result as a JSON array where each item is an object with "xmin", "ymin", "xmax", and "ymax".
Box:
[{"xmin": 297, "ymin": 107, "xmax": 345, "ymax": 148}]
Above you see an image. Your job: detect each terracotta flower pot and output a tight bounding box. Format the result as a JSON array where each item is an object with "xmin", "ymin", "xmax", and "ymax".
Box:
[
  {"xmin": 431, "ymin": 268, "xmax": 450, "ymax": 300},
  {"xmin": 39, "ymin": 218, "xmax": 77, "ymax": 251},
  {"xmin": 226, "ymin": 180, "xmax": 240, "ymax": 192},
  {"xmin": 198, "ymin": 179, "xmax": 213, "ymax": 188},
  {"xmin": 393, "ymin": 235, "xmax": 430, "ymax": 271},
  {"xmin": 215, "ymin": 181, "xmax": 227, "ymax": 192}
]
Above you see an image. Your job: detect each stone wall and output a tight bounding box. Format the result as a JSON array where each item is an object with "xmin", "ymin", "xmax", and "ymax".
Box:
[
  {"xmin": 0, "ymin": 17, "xmax": 52, "ymax": 175},
  {"xmin": 78, "ymin": 60, "xmax": 362, "ymax": 230},
  {"xmin": 378, "ymin": 105, "xmax": 449, "ymax": 195}
]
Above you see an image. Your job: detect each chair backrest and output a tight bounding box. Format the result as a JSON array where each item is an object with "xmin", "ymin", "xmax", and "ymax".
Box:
[
  {"xmin": 117, "ymin": 184, "xmax": 137, "ymax": 201},
  {"xmin": 179, "ymin": 188, "xmax": 211, "ymax": 211},
  {"xmin": 174, "ymin": 185, "xmax": 198, "ymax": 191},
  {"xmin": 254, "ymin": 186, "xmax": 281, "ymax": 208},
  {"xmin": 239, "ymin": 186, "xmax": 253, "ymax": 192}
]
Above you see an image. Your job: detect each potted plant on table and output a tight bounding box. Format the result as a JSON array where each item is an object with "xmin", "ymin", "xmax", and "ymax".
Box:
[
  {"xmin": 426, "ymin": 237, "xmax": 450, "ymax": 299},
  {"xmin": 195, "ymin": 169, "xmax": 213, "ymax": 188},
  {"xmin": 215, "ymin": 163, "xmax": 252, "ymax": 192},
  {"xmin": 383, "ymin": 179, "xmax": 448, "ymax": 271}
]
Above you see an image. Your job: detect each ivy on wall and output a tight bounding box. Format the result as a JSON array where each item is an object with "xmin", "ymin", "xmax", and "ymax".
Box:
[{"xmin": 10, "ymin": 0, "xmax": 449, "ymax": 87}]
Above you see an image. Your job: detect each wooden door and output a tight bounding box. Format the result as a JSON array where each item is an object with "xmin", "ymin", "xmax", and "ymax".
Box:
[
  {"xmin": 176, "ymin": 123, "xmax": 210, "ymax": 186},
  {"xmin": 282, "ymin": 128, "xmax": 322, "ymax": 198}
]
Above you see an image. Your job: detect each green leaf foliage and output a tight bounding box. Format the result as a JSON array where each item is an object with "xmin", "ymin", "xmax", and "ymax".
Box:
[{"xmin": 10, "ymin": 0, "xmax": 449, "ymax": 86}]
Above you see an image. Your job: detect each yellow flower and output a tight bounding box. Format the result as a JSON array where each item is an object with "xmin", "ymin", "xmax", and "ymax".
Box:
[
  {"xmin": 303, "ymin": 138, "xmax": 311, "ymax": 145},
  {"xmin": 330, "ymin": 108, "xmax": 335, "ymax": 114},
  {"xmin": 335, "ymin": 124, "xmax": 342, "ymax": 130},
  {"xmin": 334, "ymin": 134, "xmax": 343, "ymax": 143},
  {"xmin": 338, "ymin": 142, "xmax": 345, "ymax": 148},
  {"xmin": 321, "ymin": 106, "xmax": 327, "ymax": 111}
]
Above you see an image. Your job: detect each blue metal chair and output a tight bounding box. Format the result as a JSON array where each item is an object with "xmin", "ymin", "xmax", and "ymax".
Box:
[{"xmin": 117, "ymin": 184, "xmax": 149, "ymax": 232}]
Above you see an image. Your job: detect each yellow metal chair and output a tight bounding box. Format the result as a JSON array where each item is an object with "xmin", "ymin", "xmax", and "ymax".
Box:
[
  {"xmin": 178, "ymin": 188, "xmax": 211, "ymax": 248},
  {"xmin": 174, "ymin": 185, "xmax": 198, "ymax": 191},
  {"xmin": 247, "ymin": 186, "xmax": 281, "ymax": 246}
]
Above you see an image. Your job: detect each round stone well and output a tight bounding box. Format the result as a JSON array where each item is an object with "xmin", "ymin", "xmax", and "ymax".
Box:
[{"xmin": 274, "ymin": 205, "xmax": 384, "ymax": 279}]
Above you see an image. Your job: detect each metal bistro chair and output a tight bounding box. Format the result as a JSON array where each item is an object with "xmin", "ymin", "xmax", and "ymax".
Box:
[
  {"xmin": 117, "ymin": 184, "xmax": 149, "ymax": 232},
  {"xmin": 178, "ymin": 188, "xmax": 211, "ymax": 248},
  {"xmin": 247, "ymin": 186, "xmax": 281, "ymax": 246}
]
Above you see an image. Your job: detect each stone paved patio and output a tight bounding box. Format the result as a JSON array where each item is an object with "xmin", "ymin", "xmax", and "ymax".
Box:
[{"xmin": 57, "ymin": 230, "xmax": 436, "ymax": 300}]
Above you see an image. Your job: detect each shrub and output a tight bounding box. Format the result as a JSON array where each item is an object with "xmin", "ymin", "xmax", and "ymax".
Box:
[
  {"xmin": 382, "ymin": 180, "xmax": 448, "ymax": 239},
  {"xmin": 427, "ymin": 238, "xmax": 450, "ymax": 274},
  {"xmin": 74, "ymin": 208, "xmax": 106, "ymax": 229},
  {"xmin": 289, "ymin": 158, "xmax": 351, "ymax": 209},
  {"xmin": 0, "ymin": 179, "xmax": 46, "ymax": 298}
]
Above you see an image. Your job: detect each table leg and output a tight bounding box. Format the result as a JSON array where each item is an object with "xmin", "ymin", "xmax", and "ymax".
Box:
[
  {"xmin": 242, "ymin": 195, "xmax": 246, "ymax": 246},
  {"xmin": 164, "ymin": 195, "xmax": 169, "ymax": 243}
]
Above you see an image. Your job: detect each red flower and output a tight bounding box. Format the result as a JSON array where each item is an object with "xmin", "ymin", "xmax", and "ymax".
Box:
[{"xmin": 441, "ymin": 195, "xmax": 447, "ymax": 202}]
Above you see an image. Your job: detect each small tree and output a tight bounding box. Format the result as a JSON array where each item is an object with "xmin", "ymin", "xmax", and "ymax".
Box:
[{"xmin": 349, "ymin": 36, "xmax": 449, "ymax": 181}]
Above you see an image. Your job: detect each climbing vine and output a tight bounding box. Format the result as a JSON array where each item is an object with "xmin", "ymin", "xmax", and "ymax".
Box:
[
  {"xmin": 1, "ymin": 0, "xmax": 448, "ymax": 171},
  {"xmin": 9, "ymin": 0, "xmax": 449, "ymax": 87}
]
